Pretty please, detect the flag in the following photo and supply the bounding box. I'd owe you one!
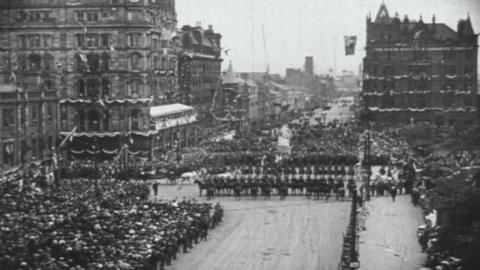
[59,126,77,149]
[344,36,357,55]
[10,70,16,84]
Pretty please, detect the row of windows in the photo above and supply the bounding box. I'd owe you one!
[365,95,472,108]
[364,80,474,91]
[2,105,55,129]
[2,136,55,166]
[17,34,53,49]
[368,50,475,61]
[17,54,54,72]
[73,109,148,132]
[367,65,474,76]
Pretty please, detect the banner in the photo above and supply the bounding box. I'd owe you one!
[344,36,357,56]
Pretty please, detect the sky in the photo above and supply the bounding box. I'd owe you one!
[176,0,480,76]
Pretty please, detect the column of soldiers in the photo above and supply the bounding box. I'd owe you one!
[198,164,358,200]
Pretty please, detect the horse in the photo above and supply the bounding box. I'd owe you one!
[178,170,201,185]
[194,180,207,196]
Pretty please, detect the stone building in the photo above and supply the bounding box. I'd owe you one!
[0,84,58,169]
[362,3,478,124]
[0,0,190,162]
[177,24,223,128]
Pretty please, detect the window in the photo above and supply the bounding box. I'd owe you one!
[86,54,100,72]
[129,54,142,70]
[101,53,110,71]
[131,109,140,130]
[103,110,110,130]
[28,54,42,71]
[102,78,110,97]
[20,106,26,126]
[28,35,41,48]
[43,35,53,47]
[100,34,110,48]
[76,79,85,97]
[152,55,160,69]
[44,54,54,71]
[3,143,14,166]
[127,10,143,21]
[2,109,15,128]
[128,79,141,97]
[442,50,455,61]
[31,105,38,124]
[76,34,84,47]
[444,65,456,75]
[85,34,98,48]
[78,109,85,131]
[86,79,100,98]
[127,33,142,47]
[88,110,101,131]
[86,11,99,22]
[18,35,27,48]
[47,105,53,120]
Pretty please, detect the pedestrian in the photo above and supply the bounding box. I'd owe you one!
[389,182,397,202]
[153,182,159,197]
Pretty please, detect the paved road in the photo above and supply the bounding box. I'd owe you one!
[359,195,426,270]
[151,184,351,270]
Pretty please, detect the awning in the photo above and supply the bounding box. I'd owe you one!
[150,103,195,118]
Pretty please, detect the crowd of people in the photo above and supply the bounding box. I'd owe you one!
[0,174,223,270]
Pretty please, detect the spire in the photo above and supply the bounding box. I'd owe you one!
[223,61,238,84]
[375,2,391,23]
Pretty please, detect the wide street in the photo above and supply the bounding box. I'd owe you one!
[152,184,351,270]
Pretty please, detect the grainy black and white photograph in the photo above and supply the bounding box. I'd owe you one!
[0,0,479,269]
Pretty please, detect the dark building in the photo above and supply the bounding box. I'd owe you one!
[305,56,314,76]
[0,0,186,162]
[177,24,223,127]
[362,4,478,124]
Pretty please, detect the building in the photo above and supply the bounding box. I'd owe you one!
[222,62,258,133]
[0,0,189,162]
[0,84,58,169]
[177,24,223,128]
[362,3,478,124]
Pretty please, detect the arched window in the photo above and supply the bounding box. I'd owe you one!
[127,78,141,98]
[101,77,111,97]
[28,54,42,71]
[78,109,85,131]
[88,109,101,131]
[129,53,142,70]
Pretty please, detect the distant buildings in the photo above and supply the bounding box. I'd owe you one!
[285,57,335,108]
[362,3,478,124]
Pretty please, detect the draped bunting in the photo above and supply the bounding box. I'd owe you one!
[364,73,472,81]
[70,149,119,155]
[368,107,477,112]
[60,131,158,138]
[362,90,472,96]
[60,98,153,104]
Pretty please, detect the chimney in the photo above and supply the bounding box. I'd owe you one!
[432,15,436,32]
[208,25,213,31]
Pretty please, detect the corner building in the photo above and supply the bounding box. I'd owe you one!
[362,4,478,124]
[0,0,181,161]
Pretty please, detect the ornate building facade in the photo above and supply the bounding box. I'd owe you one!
[0,0,183,161]
[362,4,478,124]
[177,24,223,128]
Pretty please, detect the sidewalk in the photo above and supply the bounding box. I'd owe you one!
[359,195,426,270]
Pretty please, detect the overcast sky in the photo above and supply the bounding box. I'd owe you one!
[176,0,480,76]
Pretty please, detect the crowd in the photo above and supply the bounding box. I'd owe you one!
[0,175,223,270]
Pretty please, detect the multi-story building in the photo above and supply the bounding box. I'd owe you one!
[0,0,189,162]
[362,3,478,124]
[177,24,222,128]
[0,84,58,169]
